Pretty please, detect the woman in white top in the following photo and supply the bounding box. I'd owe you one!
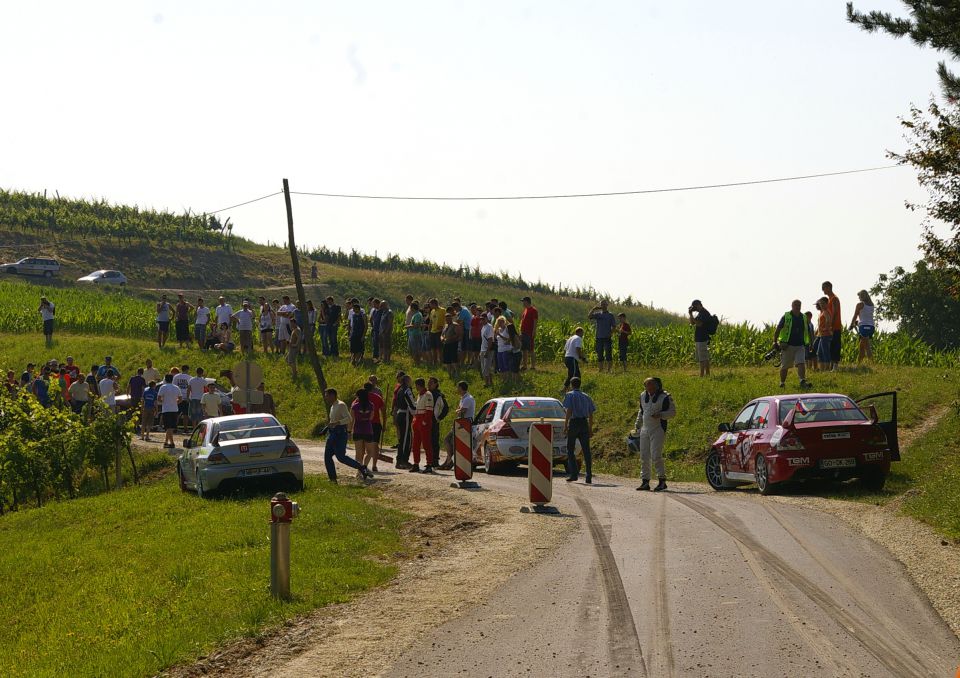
[849,289,876,364]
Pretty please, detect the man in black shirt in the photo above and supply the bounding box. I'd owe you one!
[689,299,712,377]
[325,295,341,357]
[773,300,812,389]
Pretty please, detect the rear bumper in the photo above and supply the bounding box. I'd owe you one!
[767,451,890,483]
[200,458,304,491]
[490,440,572,465]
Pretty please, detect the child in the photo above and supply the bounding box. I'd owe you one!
[141,381,158,441]
[617,313,631,372]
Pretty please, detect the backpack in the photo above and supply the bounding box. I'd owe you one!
[433,390,450,420]
[706,314,720,336]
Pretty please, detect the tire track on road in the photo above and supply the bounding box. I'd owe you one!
[669,494,932,678]
[653,495,676,678]
[572,491,648,677]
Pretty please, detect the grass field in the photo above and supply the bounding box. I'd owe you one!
[0,476,406,678]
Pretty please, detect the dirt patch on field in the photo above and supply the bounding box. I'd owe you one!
[160,474,574,678]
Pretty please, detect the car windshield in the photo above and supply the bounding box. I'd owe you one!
[505,400,565,420]
[778,397,867,424]
[215,416,284,441]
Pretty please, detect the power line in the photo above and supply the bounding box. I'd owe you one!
[290,164,902,201]
[202,191,282,215]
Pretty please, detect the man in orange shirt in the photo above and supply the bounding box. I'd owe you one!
[822,281,842,370]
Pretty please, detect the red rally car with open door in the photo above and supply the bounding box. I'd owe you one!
[705,392,899,495]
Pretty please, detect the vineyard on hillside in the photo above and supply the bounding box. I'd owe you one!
[2,280,957,368]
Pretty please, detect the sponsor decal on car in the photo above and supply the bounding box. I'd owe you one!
[787,457,811,466]
[863,451,884,462]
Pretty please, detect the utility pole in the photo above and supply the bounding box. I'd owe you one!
[282,179,327,391]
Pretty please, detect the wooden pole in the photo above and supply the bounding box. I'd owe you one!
[283,179,327,392]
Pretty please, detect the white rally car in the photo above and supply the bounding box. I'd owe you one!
[471,397,580,474]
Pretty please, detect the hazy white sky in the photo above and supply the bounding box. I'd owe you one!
[0,1,946,325]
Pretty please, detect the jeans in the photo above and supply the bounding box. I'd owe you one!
[371,330,380,359]
[563,357,580,390]
[319,325,331,355]
[324,425,364,481]
[595,337,613,363]
[195,324,206,346]
[831,330,842,363]
[817,335,833,364]
[328,325,340,356]
[566,418,591,479]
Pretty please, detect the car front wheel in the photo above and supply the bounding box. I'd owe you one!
[5,267,16,274]
[705,451,728,491]
[196,470,207,498]
[755,454,776,495]
[43,270,52,278]
[177,461,190,492]
[483,444,500,475]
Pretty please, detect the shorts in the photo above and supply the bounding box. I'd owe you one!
[470,337,482,353]
[238,329,253,350]
[42,319,54,335]
[372,422,383,442]
[194,324,207,345]
[858,325,875,338]
[142,408,155,429]
[460,333,470,352]
[157,320,170,333]
[353,432,373,442]
[286,347,298,365]
[189,399,202,423]
[442,342,459,364]
[162,411,178,430]
[595,337,613,362]
[429,332,442,350]
[277,324,291,342]
[521,334,534,351]
[695,341,710,363]
[780,344,806,369]
[408,334,422,354]
[175,320,190,341]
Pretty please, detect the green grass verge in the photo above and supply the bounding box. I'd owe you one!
[0,476,406,678]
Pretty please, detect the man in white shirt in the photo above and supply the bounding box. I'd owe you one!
[441,380,476,469]
[98,369,117,412]
[232,300,255,353]
[157,374,182,448]
[479,314,495,386]
[563,327,586,391]
[39,296,55,347]
[214,297,233,328]
[194,297,211,349]
[276,295,296,353]
[172,365,191,429]
[187,367,209,425]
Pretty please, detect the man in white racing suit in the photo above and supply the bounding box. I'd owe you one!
[634,377,676,492]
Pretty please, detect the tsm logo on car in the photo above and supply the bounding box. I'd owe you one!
[787,457,811,467]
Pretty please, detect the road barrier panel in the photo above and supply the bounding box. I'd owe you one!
[522,421,559,514]
[450,417,479,489]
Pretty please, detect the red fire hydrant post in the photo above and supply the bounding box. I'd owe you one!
[524,422,558,514]
[270,492,300,600]
[450,417,479,489]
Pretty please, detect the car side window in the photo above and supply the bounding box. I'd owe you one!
[189,424,206,448]
[732,405,756,432]
[483,403,497,424]
[750,402,771,429]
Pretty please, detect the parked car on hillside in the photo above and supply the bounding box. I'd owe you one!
[3,257,60,277]
[77,269,127,286]
[704,392,898,495]
[176,413,303,497]
[471,396,579,474]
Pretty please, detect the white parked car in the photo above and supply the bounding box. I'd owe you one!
[471,397,580,474]
[77,269,127,286]
[176,414,303,497]
[3,257,60,277]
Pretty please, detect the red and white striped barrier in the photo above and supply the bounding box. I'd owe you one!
[528,422,553,506]
[454,417,473,483]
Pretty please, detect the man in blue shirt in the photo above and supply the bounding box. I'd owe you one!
[588,300,617,373]
[562,377,596,484]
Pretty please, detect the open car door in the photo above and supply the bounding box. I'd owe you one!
[857,392,900,461]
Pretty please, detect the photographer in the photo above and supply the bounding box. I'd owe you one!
[38,296,55,347]
[587,300,616,372]
[688,300,712,377]
[772,300,812,390]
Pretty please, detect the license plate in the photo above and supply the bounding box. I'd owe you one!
[822,432,850,440]
[243,467,272,476]
[821,458,856,469]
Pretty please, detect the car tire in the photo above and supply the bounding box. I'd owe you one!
[6,267,16,274]
[43,270,52,278]
[483,445,500,475]
[196,470,208,498]
[705,451,730,491]
[755,454,777,495]
[177,461,190,492]
[860,468,887,492]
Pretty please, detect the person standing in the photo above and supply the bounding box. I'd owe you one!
[370,298,383,362]
[563,327,586,391]
[322,388,373,483]
[157,374,181,448]
[200,383,222,419]
[378,300,394,363]
[405,301,424,366]
[38,296,55,347]
[63,356,80,382]
[804,310,818,370]
[494,314,512,376]
[32,366,52,408]
[349,300,367,366]
[326,296,342,357]
[617,313,631,372]
[478,313,495,387]
[143,358,161,386]
[128,368,147,427]
[232,300,255,354]
[455,302,472,366]
[588,300,616,372]
[310,261,318,281]
[428,299,443,366]
[214,296,234,334]
[822,281,842,370]
[68,373,90,416]
[773,300,812,389]
[287,318,302,380]
[174,293,192,348]
[141,381,157,438]
[97,356,120,380]
[317,299,330,356]
[634,377,676,492]
[410,378,436,474]
[156,294,171,349]
[519,296,539,371]
[441,313,462,378]
[428,376,448,466]
[99,369,118,413]
[195,297,211,349]
[440,380,475,469]
[815,296,834,371]
[350,388,376,473]
[850,290,876,365]
[259,296,275,353]
[188,367,208,426]
[172,365,191,429]
[393,372,414,469]
[688,299,713,377]
[562,377,595,484]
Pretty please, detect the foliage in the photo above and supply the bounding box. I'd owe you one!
[847,1,960,99]
[0,476,406,677]
[872,260,960,349]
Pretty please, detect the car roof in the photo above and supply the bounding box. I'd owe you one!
[488,396,562,404]
[771,393,849,400]
[207,413,279,424]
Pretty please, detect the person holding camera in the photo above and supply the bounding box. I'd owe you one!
[772,300,812,389]
[588,300,616,372]
[38,296,55,347]
[688,300,713,377]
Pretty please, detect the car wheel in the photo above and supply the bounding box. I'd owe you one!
[196,470,207,498]
[483,444,500,475]
[705,451,728,491]
[177,461,190,492]
[755,454,776,495]
[6,267,16,274]
[860,468,887,492]
[43,270,52,278]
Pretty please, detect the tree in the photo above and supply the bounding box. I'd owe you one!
[872,260,960,349]
[847,1,960,100]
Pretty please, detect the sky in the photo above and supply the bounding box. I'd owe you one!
[0,1,949,326]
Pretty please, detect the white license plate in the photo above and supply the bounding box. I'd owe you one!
[243,467,272,476]
[822,432,851,440]
[821,458,856,469]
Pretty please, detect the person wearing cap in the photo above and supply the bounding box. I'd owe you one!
[174,293,193,348]
[519,296,539,371]
[634,377,676,492]
[97,356,120,380]
[688,299,712,377]
[232,300,255,353]
[38,296,55,347]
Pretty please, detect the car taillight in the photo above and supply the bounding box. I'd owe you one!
[282,443,300,457]
[866,429,888,446]
[775,433,805,451]
[207,452,229,464]
[496,424,519,439]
